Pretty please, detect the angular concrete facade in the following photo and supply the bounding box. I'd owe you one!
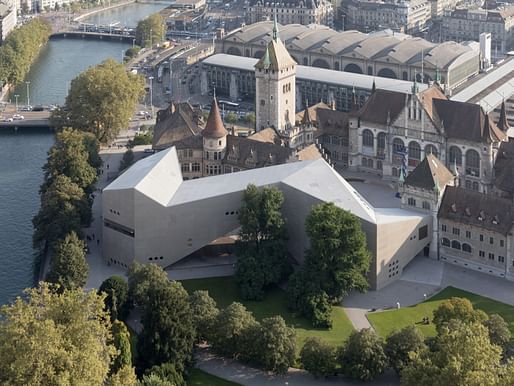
[102,147,431,289]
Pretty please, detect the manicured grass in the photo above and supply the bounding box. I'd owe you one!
[180,276,354,349]
[187,368,241,386]
[368,286,514,338]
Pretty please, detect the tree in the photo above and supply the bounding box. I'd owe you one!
[46,231,89,290]
[339,328,387,381]
[111,321,132,374]
[54,59,145,144]
[125,46,141,59]
[99,275,129,321]
[0,283,115,385]
[401,321,502,386]
[135,13,165,48]
[83,131,103,171]
[137,374,174,386]
[484,314,511,350]
[300,337,337,378]
[189,290,219,342]
[236,184,290,300]
[137,280,195,373]
[433,297,488,333]
[43,128,97,193]
[119,149,135,171]
[225,111,238,124]
[106,366,137,386]
[127,262,169,307]
[245,113,256,127]
[127,132,153,148]
[145,363,185,386]
[288,202,371,326]
[211,302,259,358]
[384,325,426,374]
[254,316,296,374]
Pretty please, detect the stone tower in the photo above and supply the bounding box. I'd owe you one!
[254,17,297,132]
[202,98,228,176]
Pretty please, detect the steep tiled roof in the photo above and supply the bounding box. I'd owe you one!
[225,135,295,168]
[315,108,350,137]
[494,140,514,195]
[202,99,228,139]
[248,127,282,145]
[438,186,514,235]
[153,102,202,150]
[497,100,510,132]
[404,154,454,190]
[172,134,203,150]
[358,89,406,125]
[418,85,447,121]
[295,102,331,124]
[432,99,506,143]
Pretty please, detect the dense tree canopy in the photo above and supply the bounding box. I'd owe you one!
[0,18,51,85]
[189,290,219,342]
[254,316,296,374]
[384,325,426,374]
[236,184,290,300]
[99,275,130,321]
[433,297,487,333]
[0,283,116,385]
[288,202,371,326]
[401,320,502,386]
[300,337,337,378]
[32,174,90,249]
[135,13,165,48]
[128,262,169,307]
[54,59,145,143]
[43,128,97,193]
[339,328,387,381]
[111,321,132,374]
[485,314,511,350]
[46,231,89,291]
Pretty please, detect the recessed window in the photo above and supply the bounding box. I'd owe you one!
[442,224,447,232]
[500,240,505,247]
[479,250,485,258]
[466,231,471,238]
[489,253,495,260]
[499,256,505,263]
[480,234,484,242]
[452,227,460,236]
[490,237,494,245]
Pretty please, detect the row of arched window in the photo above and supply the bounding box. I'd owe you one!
[441,237,472,253]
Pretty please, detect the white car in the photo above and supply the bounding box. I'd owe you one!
[3,117,13,122]
[12,114,24,120]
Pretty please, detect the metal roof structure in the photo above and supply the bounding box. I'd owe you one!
[451,57,514,113]
[204,54,428,94]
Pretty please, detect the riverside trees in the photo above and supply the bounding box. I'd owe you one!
[135,13,165,48]
[52,59,145,144]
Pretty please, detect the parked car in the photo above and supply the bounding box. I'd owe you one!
[12,114,24,120]
[19,105,32,111]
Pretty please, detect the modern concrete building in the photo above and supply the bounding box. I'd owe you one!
[246,0,334,27]
[102,146,431,290]
[342,0,431,34]
[442,5,514,53]
[218,21,480,91]
[0,3,16,43]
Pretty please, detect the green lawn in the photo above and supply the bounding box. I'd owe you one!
[187,369,241,386]
[180,277,354,349]
[368,286,514,338]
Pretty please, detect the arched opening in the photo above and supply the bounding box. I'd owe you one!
[334,61,340,71]
[254,50,265,59]
[227,47,242,56]
[312,58,330,69]
[462,243,472,253]
[362,129,374,148]
[441,237,450,247]
[408,141,421,167]
[449,146,462,165]
[392,138,405,165]
[451,240,461,250]
[425,144,438,158]
[377,132,386,158]
[402,71,408,80]
[465,149,480,177]
[377,68,397,79]
[344,63,363,74]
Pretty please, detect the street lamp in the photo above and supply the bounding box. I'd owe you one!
[132,38,136,48]
[25,81,30,107]
[148,76,154,118]
[14,94,19,112]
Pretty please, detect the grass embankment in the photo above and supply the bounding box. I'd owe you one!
[187,369,241,386]
[368,286,514,338]
[181,276,354,350]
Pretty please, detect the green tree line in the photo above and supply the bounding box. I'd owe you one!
[0,18,52,86]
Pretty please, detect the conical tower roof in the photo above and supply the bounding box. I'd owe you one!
[497,100,510,132]
[202,98,228,139]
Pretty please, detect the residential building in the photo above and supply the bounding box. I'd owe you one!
[0,3,16,43]
[218,21,480,91]
[429,0,461,20]
[442,6,514,53]
[342,0,431,34]
[246,0,334,27]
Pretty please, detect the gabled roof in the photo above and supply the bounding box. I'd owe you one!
[202,99,228,138]
[153,102,202,150]
[358,89,406,125]
[224,135,294,168]
[417,85,447,121]
[432,99,506,143]
[438,186,514,235]
[404,154,454,190]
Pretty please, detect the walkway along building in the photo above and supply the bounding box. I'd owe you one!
[102,146,431,290]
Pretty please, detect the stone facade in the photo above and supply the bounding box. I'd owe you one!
[246,0,334,27]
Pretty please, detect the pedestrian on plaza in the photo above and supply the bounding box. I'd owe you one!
[92,233,95,240]
[97,239,100,246]
[107,164,110,170]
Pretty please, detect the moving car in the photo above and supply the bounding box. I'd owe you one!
[12,114,24,120]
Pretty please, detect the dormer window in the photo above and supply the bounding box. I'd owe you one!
[478,210,486,221]
[465,208,471,216]
[451,204,457,213]
[492,215,500,225]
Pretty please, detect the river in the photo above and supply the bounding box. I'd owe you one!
[0,1,170,306]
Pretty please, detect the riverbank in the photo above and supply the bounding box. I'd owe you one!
[73,0,136,22]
